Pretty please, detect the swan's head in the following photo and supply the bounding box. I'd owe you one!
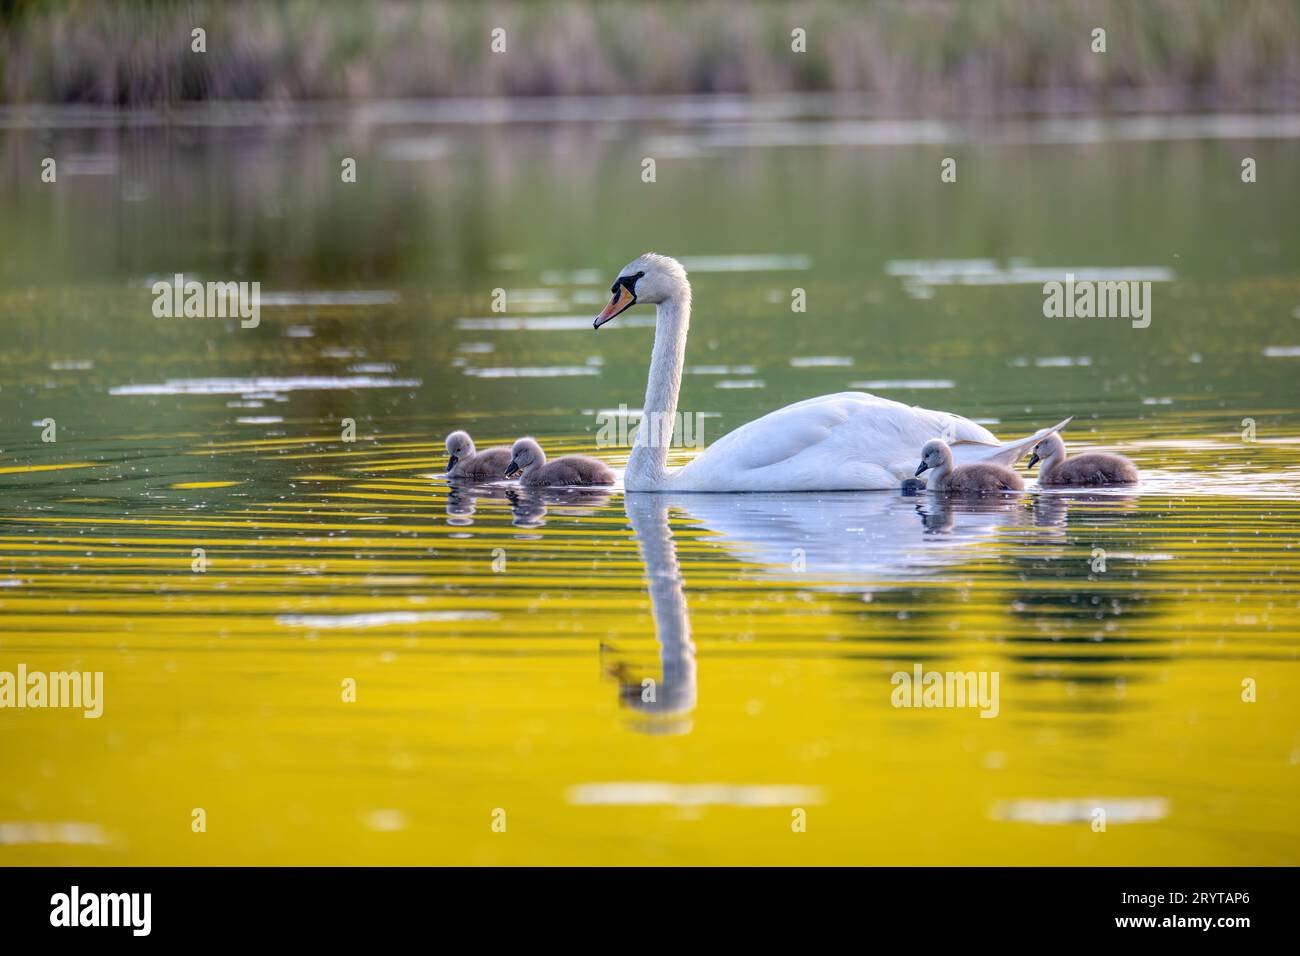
[593,253,688,329]
[445,430,474,472]
[915,439,952,476]
[1027,432,1066,470]
[505,437,544,478]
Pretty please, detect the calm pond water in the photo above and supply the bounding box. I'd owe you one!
[1,101,1298,864]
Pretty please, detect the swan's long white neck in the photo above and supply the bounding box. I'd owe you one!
[625,284,691,491]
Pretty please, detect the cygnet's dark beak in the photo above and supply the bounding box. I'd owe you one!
[505,459,521,478]
[915,461,930,476]
[1027,453,1040,469]
[446,455,459,472]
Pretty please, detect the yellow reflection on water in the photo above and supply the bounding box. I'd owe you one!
[1,426,1298,865]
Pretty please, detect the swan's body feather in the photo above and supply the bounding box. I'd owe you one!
[599,253,1073,493]
[659,392,1066,492]
[449,447,511,481]
[933,461,1025,494]
[521,456,615,487]
[1040,451,1138,486]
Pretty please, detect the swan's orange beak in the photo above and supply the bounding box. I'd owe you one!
[594,284,635,329]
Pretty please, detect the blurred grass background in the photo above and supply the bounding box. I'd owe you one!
[1,0,1297,109]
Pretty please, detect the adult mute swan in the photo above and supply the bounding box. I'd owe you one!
[593,253,1072,492]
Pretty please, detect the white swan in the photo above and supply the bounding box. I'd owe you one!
[593,253,1072,492]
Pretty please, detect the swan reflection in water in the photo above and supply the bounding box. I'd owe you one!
[660,491,1031,585]
[445,481,612,528]
[441,479,1140,732]
[615,494,700,734]
[1028,489,1140,534]
[611,490,1032,733]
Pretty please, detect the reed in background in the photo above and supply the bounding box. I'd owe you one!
[2,0,1298,109]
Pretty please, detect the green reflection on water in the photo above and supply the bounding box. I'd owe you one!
[0,106,1298,864]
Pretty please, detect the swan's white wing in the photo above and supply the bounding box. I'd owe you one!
[661,491,1019,583]
[949,416,1074,468]
[704,392,856,470]
[672,392,999,491]
[698,391,997,468]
